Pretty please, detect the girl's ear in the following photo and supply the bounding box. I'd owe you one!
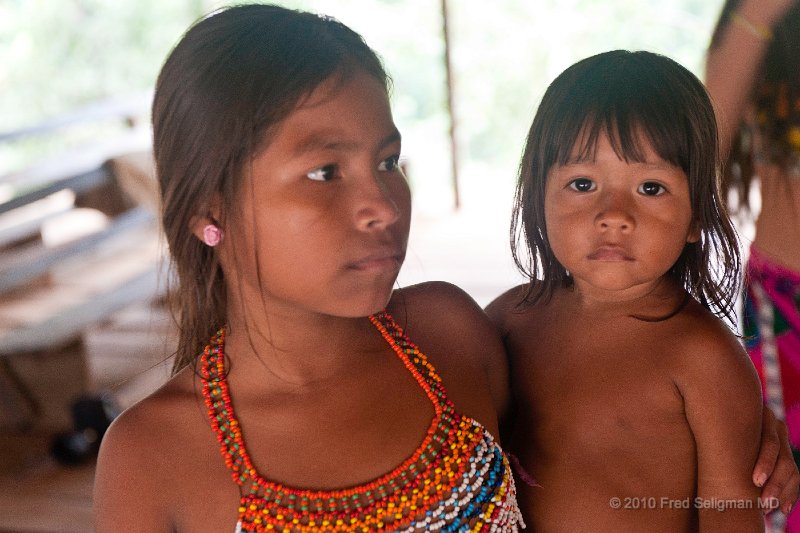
[686,220,701,243]
[189,195,224,244]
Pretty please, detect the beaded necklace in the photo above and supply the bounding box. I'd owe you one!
[201,311,525,532]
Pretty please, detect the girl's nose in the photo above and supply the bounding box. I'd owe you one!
[355,174,402,231]
[595,193,635,232]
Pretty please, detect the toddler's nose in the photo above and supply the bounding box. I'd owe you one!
[595,194,634,232]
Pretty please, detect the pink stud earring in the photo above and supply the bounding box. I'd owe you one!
[202,224,223,247]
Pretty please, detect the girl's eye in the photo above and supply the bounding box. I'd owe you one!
[638,181,665,196]
[568,177,595,192]
[306,164,336,182]
[378,154,401,173]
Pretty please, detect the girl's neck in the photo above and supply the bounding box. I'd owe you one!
[223,307,384,388]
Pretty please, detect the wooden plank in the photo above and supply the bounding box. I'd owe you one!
[0,205,70,250]
[0,234,162,330]
[0,285,90,330]
[0,130,150,190]
[0,460,93,533]
[0,92,150,143]
[0,206,154,295]
[0,167,108,216]
[0,265,164,355]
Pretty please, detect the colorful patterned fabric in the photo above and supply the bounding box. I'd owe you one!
[200,311,525,532]
[742,246,800,532]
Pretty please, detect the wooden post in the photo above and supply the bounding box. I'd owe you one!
[441,0,461,210]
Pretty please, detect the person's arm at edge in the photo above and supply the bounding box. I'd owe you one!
[705,0,800,511]
[705,0,796,158]
[754,405,800,515]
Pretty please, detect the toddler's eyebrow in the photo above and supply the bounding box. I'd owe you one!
[561,158,675,170]
[293,128,401,156]
[635,161,676,171]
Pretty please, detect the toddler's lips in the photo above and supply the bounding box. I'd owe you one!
[588,247,634,261]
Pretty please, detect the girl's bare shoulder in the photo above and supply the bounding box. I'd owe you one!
[386,282,510,425]
[102,366,207,449]
[95,367,212,486]
[386,281,508,357]
[94,367,214,529]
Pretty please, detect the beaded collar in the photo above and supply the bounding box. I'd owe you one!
[201,311,525,532]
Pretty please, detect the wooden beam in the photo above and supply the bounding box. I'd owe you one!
[0,264,164,356]
[0,206,154,295]
[441,0,461,209]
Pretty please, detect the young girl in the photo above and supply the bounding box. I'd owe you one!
[706,1,800,530]
[93,5,523,531]
[488,50,766,531]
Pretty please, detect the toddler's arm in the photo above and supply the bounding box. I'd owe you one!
[677,319,764,532]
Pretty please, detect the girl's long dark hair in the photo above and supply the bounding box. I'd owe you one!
[511,50,740,322]
[153,4,388,373]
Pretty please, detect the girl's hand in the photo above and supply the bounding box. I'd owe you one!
[753,405,800,515]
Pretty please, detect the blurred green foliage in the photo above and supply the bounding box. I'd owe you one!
[0,0,724,208]
[0,0,208,126]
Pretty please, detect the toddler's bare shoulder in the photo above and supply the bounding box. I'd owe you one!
[664,301,755,382]
[484,284,536,332]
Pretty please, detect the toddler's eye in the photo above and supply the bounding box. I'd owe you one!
[568,177,595,192]
[638,182,665,196]
[306,164,336,181]
[378,155,401,172]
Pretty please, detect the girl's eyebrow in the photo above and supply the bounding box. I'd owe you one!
[292,128,401,156]
[379,129,402,150]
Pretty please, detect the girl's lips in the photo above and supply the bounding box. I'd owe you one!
[348,250,404,270]
[588,246,634,261]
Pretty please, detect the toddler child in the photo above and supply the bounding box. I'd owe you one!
[489,49,765,532]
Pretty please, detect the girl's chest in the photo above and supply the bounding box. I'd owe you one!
[168,448,242,532]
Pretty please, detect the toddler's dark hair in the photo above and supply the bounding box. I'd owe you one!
[511,50,740,321]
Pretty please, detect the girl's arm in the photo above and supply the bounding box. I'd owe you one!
[754,406,800,515]
[705,0,796,157]
[677,319,764,531]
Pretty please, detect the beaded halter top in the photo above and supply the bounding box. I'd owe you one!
[201,311,525,532]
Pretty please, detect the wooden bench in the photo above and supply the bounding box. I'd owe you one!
[0,96,168,431]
